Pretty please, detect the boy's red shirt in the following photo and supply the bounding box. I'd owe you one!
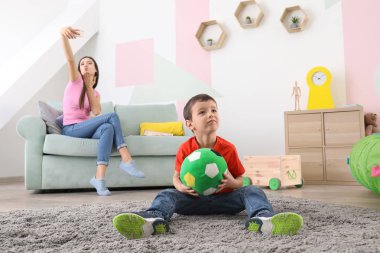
[175,136,246,194]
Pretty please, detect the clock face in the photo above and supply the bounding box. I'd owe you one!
[312,71,327,86]
[306,66,332,88]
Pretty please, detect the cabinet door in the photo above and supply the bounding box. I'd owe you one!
[324,111,362,146]
[288,148,324,181]
[287,114,322,147]
[325,147,355,181]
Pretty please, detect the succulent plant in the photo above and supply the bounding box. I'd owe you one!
[290,15,300,24]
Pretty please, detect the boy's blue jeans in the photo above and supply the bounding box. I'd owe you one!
[146,186,274,221]
[62,112,127,166]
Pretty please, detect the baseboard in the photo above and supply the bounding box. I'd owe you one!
[0,176,24,184]
[304,180,359,186]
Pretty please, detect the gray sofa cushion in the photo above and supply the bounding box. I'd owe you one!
[115,104,179,136]
[43,134,189,157]
[38,101,63,134]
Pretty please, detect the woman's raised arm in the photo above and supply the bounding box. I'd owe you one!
[60,27,81,82]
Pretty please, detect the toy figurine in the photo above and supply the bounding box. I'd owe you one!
[292,81,301,111]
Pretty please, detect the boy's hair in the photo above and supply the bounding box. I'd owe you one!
[183,94,217,120]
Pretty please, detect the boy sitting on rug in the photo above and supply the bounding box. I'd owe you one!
[113,94,303,239]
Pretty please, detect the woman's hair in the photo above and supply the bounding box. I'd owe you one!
[77,56,99,109]
[183,94,217,121]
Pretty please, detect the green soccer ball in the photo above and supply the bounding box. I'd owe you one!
[180,148,228,196]
[349,134,380,195]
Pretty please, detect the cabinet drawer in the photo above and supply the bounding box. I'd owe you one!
[287,148,323,181]
[324,111,362,146]
[325,147,354,181]
[287,114,322,147]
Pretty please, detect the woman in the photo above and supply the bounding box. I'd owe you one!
[60,27,144,196]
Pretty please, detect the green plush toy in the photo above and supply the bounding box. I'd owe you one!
[180,148,227,196]
[349,134,380,195]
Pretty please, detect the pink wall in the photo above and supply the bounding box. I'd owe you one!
[115,39,154,87]
[175,0,211,121]
[342,0,380,115]
[176,0,211,85]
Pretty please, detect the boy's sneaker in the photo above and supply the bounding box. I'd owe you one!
[113,212,169,239]
[245,212,303,236]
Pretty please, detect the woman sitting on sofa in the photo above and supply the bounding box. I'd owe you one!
[60,26,144,196]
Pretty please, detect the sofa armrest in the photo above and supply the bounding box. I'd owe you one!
[17,115,46,140]
[16,115,46,190]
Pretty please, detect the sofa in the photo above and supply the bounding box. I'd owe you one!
[17,102,192,190]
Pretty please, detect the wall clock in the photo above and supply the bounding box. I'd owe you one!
[306,66,335,110]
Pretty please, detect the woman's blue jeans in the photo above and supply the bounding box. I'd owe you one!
[62,112,127,166]
[146,186,274,221]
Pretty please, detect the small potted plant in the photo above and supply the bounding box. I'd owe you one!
[290,15,300,29]
[206,38,213,46]
[245,16,252,24]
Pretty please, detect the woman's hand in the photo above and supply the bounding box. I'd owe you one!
[60,27,81,40]
[83,72,95,89]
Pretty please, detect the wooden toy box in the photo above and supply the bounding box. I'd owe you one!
[243,155,303,190]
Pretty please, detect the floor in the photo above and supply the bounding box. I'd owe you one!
[0,181,379,213]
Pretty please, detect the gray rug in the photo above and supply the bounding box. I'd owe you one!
[1,195,379,253]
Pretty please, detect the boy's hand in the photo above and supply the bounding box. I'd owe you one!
[173,171,199,196]
[216,170,241,193]
[177,183,199,197]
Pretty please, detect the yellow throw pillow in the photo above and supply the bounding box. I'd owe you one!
[140,122,184,136]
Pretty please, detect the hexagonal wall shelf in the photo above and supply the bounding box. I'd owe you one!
[195,20,227,51]
[280,5,308,33]
[235,0,264,29]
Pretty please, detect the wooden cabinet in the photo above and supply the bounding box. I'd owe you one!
[287,148,323,181]
[284,106,364,184]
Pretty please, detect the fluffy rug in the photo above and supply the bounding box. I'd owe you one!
[1,195,379,253]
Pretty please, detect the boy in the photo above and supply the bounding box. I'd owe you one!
[113,94,303,239]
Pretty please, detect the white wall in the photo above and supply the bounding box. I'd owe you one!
[0,0,68,68]
[94,0,345,158]
[0,0,346,178]
[211,0,345,157]
[92,0,176,104]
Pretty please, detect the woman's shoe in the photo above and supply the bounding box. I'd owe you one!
[119,161,145,178]
[90,176,112,196]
